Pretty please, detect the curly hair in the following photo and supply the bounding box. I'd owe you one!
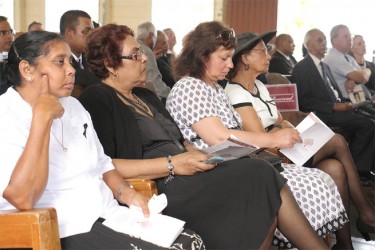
[173,21,236,81]
[85,23,134,80]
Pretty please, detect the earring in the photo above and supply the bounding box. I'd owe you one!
[111,72,119,78]
[26,76,32,81]
[244,64,249,71]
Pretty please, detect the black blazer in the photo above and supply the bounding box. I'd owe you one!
[291,54,344,122]
[269,51,297,75]
[72,55,101,87]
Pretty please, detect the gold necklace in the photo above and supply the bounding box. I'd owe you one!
[51,119,67,152]
[132,94,150,114]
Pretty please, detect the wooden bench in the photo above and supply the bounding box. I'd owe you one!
[0,179,157,249]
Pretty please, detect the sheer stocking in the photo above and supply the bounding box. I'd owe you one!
[276,186,329,250]
[259,218,277,250]
[314,158,353,249]
[314,134,375,226]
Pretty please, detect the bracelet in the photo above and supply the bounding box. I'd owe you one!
[116,182,134,204]
[164,155,175,185]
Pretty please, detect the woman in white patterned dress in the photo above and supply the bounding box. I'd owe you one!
[224,31,375,249]
[166,22,348,249]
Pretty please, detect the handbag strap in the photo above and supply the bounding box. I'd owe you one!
[112,87,186,152]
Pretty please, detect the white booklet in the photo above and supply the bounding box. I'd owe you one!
[199,134,260,162]
[279,112,334,166]
[102,194,185,248]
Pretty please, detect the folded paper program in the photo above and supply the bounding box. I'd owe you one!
[102,194,185,248]
[279,112,335,166]
[199,134,260,161]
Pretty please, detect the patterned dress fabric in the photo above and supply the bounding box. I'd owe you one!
[166,77,348,249]
[275,164,348,248]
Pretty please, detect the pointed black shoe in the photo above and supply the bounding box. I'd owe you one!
[356,218,375,241]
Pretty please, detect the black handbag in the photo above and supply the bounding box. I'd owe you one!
[248,150,284,172]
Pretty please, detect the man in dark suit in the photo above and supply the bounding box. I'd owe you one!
[154,30,175,89]
[60,10,101,97]
[291,28,375,179]
[269,34,297,75]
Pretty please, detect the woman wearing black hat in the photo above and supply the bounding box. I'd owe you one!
[166,21,332,249]
[224,31,375,249]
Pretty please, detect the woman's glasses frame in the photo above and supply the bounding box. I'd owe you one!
[120,49,145,61]
[251,48,269,55]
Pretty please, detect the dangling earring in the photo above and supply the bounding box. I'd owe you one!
[244,64,249,71]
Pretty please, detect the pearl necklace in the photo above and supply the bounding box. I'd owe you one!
[51,119,67,152]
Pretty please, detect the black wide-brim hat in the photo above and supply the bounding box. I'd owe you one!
[234,31,277,58]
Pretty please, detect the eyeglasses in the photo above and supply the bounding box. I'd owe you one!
[0,29,14,36]
[120,49,144,61]
[252,48,268,55]
[216,29,235,42]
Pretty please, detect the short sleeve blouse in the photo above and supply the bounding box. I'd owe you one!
[166,76,242,149]
[225,80,278,129]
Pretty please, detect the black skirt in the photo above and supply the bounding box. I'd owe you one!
[158,158,286,249]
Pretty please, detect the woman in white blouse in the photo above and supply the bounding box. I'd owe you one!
[224,31,375,248]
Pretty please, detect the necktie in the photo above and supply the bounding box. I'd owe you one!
[78,58,84,69]
[320,62,338,102]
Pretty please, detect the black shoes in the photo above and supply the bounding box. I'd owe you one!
[356,218,375,241]
[359,171,375,186]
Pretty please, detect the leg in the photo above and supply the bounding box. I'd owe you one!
[314,134,375,226]
[313,157,353,249]
[259,218,277,250]
[277,186,329,250]
[328,112,375,174]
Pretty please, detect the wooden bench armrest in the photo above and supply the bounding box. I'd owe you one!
[0,207,61,250]
[125,178,158,198]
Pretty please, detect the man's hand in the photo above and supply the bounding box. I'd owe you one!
[333,102,353,111]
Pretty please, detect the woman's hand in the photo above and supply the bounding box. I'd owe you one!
[32,75,64,120]
[273,128,302,148]
[122,187,151,218]
[172,151,216,175]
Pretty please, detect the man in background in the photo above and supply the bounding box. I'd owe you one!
[269,33,297,75]
[324,25,373,108]
[137,21,170,103]
[292,28,375,181]
[0,16,14,56]
[154,30,175,89]
[0,16,14,95]
[60,10,101,97]
[28,21,44,31]
[163,28,177,60]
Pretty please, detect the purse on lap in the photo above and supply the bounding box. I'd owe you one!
[248,150,284,172]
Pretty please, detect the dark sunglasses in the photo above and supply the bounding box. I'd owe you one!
[216,29,235,42]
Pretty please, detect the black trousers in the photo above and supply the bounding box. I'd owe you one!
[327,111,375,173]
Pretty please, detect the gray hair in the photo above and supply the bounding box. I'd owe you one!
[330,24,348,44]
[303,28,321,49]
[137,21,155,40]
